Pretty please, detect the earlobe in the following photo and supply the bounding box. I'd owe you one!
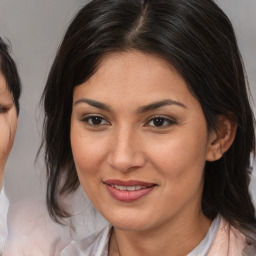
[206,115,237,162]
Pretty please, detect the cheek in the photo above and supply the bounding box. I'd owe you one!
[70,127,110,206]
[70,124,107,182]
[147,126,208,182]
[0,125,10,167]
[0,114,17,172]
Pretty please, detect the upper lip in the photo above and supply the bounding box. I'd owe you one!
[103,179,156,187]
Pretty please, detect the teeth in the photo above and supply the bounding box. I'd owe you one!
[127,186,136,191]
[110,185,147,191]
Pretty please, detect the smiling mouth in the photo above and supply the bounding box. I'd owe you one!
[103,180,157,202]
[109,184,148,191]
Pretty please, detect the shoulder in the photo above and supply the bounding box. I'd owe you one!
[208,217,251,256]
[3,198,72,256]
[60,224,112,256]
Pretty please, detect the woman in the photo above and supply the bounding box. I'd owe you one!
[41,0,256,255]
[0,37,21,255]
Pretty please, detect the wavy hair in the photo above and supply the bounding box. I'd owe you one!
[41,0,256,247]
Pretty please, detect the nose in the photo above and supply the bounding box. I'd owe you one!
[107,126,146,172]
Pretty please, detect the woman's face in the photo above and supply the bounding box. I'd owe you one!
[0,73,18,188]
[71,51,215,232]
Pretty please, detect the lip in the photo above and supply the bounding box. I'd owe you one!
[103,179,156,202]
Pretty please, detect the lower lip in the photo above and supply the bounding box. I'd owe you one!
[105,184,155,202]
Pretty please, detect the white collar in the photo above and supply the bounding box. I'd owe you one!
[60,225,111,256]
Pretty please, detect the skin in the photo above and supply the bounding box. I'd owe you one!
[70,51,233,256]
[0,73,17,189]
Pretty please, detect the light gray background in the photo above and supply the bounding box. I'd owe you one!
[0,0,255,205]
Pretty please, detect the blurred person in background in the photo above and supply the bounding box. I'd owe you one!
[0,36,21,255]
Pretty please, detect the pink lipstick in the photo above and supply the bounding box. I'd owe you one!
[103,179,156,202]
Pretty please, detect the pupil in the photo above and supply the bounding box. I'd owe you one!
[153,118,164,126]
[92,117,102,125]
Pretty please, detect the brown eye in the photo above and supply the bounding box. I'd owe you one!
[90,116,103,125]
[152,117,165,126]
[146,116,176,128]
[82,115,109,126]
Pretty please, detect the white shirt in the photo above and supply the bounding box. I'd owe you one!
[0,188,9,256]
[3,198,72,256]
[3,187,106,256]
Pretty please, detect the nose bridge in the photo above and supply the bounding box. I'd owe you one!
[107,123,145,172]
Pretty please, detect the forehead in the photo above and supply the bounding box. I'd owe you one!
[0,72,12,99]
[74,51,189,99]
[72,51,203,115]
[0,72,7,91]
[96,51,176,79]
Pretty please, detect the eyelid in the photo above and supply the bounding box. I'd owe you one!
[0,101,14,111]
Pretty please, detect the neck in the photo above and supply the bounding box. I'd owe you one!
[109,211,211,256]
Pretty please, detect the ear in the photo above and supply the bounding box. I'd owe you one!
[206,115,237,162]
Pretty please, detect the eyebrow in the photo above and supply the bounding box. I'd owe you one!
[74,98,112,112]
[137,99,187,113]
[74,98,186,112]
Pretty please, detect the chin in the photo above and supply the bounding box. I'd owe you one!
[113,221,149,231]
[103,210,153,231]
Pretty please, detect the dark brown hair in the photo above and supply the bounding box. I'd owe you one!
[41,0,256,246]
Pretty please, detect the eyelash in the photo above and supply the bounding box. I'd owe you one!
[81,114,176,128]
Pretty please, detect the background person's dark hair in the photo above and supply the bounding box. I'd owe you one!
[41,0,256,246]
[0,37,21,114]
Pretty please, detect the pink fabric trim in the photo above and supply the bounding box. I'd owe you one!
[208,218,247,256]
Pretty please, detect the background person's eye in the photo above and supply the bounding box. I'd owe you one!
[82,115,109,126]
[0,105,8,113]
[146,116,176,128]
